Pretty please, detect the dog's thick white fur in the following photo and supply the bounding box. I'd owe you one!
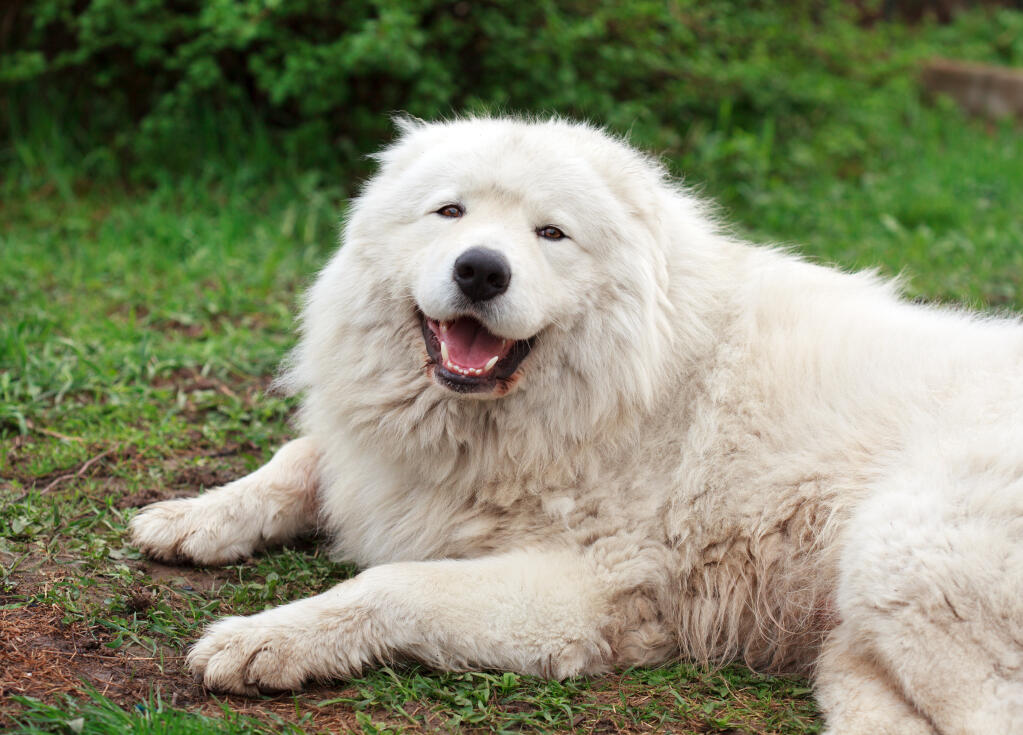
[130,117,1023,734]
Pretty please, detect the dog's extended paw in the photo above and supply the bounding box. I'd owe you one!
[129,497,257,566]
[188,615,315,695]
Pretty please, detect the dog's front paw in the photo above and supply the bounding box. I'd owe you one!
[188,615,316,695]
[129,497,257,565]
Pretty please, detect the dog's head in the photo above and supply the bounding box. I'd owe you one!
[286,117,720,456]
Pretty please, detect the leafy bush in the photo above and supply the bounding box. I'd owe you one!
[1,1,1019,192]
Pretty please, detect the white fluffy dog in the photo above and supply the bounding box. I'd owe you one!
[130,117,1023,734]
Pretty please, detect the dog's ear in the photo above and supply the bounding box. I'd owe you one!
[391,112,426,138]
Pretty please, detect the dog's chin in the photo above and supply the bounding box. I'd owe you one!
[418,311,535,396]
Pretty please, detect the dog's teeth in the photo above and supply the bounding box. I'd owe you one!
[440,354,491,378]
[484,356,499,372]
[440,322,448,335]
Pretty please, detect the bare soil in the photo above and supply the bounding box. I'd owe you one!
[0,600,392,732]
[0,603,202,708]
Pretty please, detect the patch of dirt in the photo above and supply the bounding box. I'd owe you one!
[0,604,202,708]
[157,438,265,493]
[0,557,373,732]
[0,604,401,733]
[171,460,246,492]
[132,560,237,596]
[115,486,186,509]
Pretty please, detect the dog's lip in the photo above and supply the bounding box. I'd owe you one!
[417,311,534,393]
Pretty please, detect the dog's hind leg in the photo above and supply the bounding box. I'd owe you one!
[816,623,937,735]
[186,548,624,695]
[825,471,1023,735]
[130,437,320,565]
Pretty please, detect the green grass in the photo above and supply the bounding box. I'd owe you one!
[7,688,313,734]
[3,10,1023,733]
[3,666,820,735]
[722,109,1023,309]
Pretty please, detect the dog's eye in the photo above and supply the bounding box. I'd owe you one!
[436,204,464,218]
[537,225,566,241]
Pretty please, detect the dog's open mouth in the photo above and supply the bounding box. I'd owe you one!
[419,313,533,394]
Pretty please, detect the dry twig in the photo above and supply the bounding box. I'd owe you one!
[40,446,120,494]
[24,419,88,444]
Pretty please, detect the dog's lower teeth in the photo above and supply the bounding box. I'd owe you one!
[443,360,499,377]
[443,360,490,378]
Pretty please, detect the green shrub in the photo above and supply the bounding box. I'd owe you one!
[0,1,1019,193]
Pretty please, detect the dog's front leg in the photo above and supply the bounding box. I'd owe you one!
[188,548,614,694]
[130,437,320,565]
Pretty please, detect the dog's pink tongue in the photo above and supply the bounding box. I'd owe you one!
[445,317,511,369]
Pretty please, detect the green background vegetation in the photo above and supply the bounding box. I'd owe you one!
[2,1,1022,732]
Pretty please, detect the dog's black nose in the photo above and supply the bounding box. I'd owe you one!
[453,247,511,302]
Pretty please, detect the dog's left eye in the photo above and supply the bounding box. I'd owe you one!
[537,225,566,241]
[436,204,464,218]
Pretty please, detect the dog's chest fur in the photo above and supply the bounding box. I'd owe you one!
[312,343,863,671]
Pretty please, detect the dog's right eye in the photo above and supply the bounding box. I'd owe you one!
[436,204,464,218]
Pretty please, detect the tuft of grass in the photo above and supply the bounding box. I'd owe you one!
[7,688,312,735]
